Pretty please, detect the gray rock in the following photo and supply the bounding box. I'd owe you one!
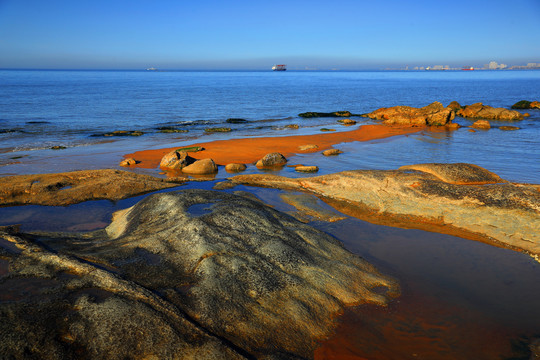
[0,190,398,359]
[255,152,287,168]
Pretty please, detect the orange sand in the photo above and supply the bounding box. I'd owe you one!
[126,124,425,169]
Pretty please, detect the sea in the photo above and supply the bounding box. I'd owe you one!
[1,69,539,359]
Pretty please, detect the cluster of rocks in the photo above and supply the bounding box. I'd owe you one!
[0,190,398,359]
[159,150,218,175]
[231,163,540,257]
[365,101,456,127]
[511,100,540,109]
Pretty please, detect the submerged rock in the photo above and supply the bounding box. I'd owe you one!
[298,111,353,118]
[457,103,524,120]
[0,169,180,206]
[231,163,540,256]
[470,120,491,129]
[0,190,398,359]
[367,102,455,126]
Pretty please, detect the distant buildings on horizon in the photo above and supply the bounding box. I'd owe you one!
[406,61,540,71]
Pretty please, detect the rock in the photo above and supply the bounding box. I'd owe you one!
[255,152,287,168]
[299,111,352,118]
[468,129,476,132]
[285,124,299,129]
[320,128,336,131]
[50,145,67,150]
[531,101,540,109]
[511,100,535,109]
[295,165,319,173]
[205,127,232,132]
[119,158,137,166]
[0,190,398,359]
[92,130,144,137]
[499,126,520,131]
[470,120,491,129]
[338,119,357,125]
[181,158,218,175]
[231,164,540,256]
[298,144,319,151]
[398,163,505,184]
[367,101,455,126]
[226,118,249,124]
[159,150,196,169]
[0,169,180,206]
[225,163,247,172]
[447,101,462,111]
[457,103,524,120]
[446,122,460,129]
[323,149,343,156]
[279,193,346,222]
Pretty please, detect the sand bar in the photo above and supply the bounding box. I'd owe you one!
[126,124,425,168]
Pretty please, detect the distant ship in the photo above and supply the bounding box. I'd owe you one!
[462,66,475,71]
[272,64,287,71]
[146,67,157,71]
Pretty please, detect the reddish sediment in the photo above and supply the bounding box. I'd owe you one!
[125,125,425,169]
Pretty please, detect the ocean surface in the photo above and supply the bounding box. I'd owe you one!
[0,69,539,182]
[1,70,539,359]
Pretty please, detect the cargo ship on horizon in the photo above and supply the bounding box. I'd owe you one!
[272,64,287,71]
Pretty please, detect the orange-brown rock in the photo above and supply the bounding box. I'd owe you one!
[295,165,319,173]
[255,152,287,168]
[367,102,455,126]
[457,103,524,120]
[119,158,137,167]
[181,158,218,175]
[225,163,247,172]
[231,163,540,256]
[447,101,462,111]
[323,149,343,156]
[499,126,520,131]
[470,120,491,129]
[531,101,540,109]
[0,169,180,206]
[159,150,196,169]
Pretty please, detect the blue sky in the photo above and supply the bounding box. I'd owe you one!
[1,0,539,70]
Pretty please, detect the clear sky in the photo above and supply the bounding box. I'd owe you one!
[1,0,539,70]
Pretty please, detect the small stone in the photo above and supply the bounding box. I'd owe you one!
[285,124,299,129]
[225,163,247,172]
[205,127,232,133]
[295,166,319,173]
[298,144,319,151]
[120,158,137,167]
[338,119,357,125]
[182,158,218,175]
[256,152,287,168]
[470,120,491,129]
[499,126,520,131]
[320,128,336,132]
[50,146,67,150]
[322,149,343,156]
[468,129,476,132]
[446,123,460,130]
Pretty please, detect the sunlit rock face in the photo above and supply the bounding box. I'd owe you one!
[0,190,398,359]
[232,163,540,257]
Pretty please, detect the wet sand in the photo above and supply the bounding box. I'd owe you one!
[125,124,425,168]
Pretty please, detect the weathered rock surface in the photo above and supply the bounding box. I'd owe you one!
[366,102,455,126]
[181,158,218,175]
[470,120,491,129]
[0,190,398,359]
[322,149,343,156]
[295,165,319,173]
[119,157,137,166]
[159,150,196,169]
[231,164,540,256]
[298,144,319,151]
[298,111,353,118]
[255,152,287,168]
[511,100,540,109]
[447,101,462,111]
[0,169,181,206]
[225,163,247,172]
[457,103,524,120]
[338,119,357,125]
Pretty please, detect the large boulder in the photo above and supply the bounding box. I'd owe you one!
[255,152,287,168]
[0,169,180,206]
[0,190,398,359]
[366,102,455,126]
[457,103,524,120]
[181,158,218,175]
[159,150,196,169]
[231,164,540,256]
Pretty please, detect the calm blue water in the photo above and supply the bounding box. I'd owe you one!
[1,70,539,182]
